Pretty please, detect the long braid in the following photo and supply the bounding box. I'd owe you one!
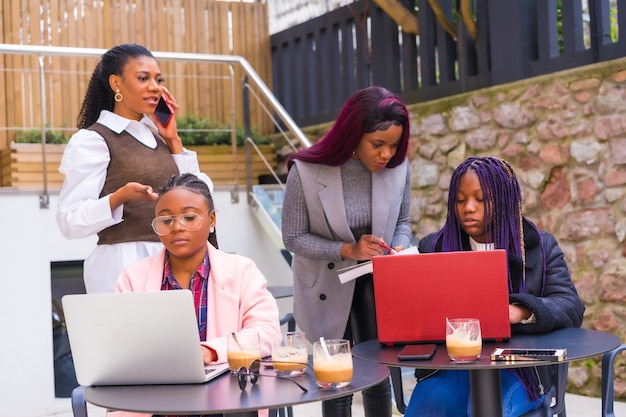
[498,158,526,291]
[437,159,470,252]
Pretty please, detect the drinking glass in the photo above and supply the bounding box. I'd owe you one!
[312,339,353,388]
[445,318,482,361]
[227,331,262,374]
[272,331,308,376]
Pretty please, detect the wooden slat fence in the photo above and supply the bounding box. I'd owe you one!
[1,142,277,187]
[271,0,626,128]
[0,0,273,149]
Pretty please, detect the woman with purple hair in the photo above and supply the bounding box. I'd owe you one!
[281,86,413,417]
[405,156,584,417]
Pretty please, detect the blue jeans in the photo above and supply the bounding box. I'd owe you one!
[404,370,545,417]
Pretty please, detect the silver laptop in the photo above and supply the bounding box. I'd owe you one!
[62,290,230,386]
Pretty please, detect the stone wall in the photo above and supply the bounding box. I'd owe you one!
[299,57,626,398]
[407,58,626,398]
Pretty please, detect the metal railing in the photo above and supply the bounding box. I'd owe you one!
[0,44,311,206]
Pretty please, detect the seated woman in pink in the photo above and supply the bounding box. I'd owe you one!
[112,172,282,417]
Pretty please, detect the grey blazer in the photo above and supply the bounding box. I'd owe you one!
[290,158,409,342]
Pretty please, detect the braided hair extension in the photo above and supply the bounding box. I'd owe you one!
[77,44,155,129]
[435,156,527,292]
[158,173,219,249]
[436,157,547,401]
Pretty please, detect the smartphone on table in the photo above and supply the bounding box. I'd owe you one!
[397,344,436,361]
[491,348,567,362]
[155,96,174,127]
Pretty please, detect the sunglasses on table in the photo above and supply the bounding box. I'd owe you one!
[236,359,310,393]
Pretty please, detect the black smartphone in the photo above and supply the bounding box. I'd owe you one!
[397,344,436,361]
[155,96,174,127]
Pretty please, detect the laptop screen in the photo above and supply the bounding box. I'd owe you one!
[63,291,227,385]
[372,250,511,345]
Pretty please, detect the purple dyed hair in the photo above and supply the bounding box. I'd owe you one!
[432,156,542,294]
[434,156,548,401]
[435,157,523,254]
[288,86,410,168]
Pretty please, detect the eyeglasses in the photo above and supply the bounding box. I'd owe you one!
[236,359,309,393]
[151,210,211,236]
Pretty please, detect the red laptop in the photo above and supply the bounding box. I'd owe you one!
[372,250,511,345]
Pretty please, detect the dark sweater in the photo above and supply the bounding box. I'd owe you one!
[90,123,179,245]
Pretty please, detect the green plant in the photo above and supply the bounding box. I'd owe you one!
[176,114,268,146]
[14,128,67,144]
[12,115,270,147]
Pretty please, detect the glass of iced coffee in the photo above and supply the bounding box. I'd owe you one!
[227,331,262,374]
[272,331,308,376]
[313,338,353,388]
[445,318,482,361]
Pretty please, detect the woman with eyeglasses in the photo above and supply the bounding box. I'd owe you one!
[110,173,281,417]
[56,43,213,294]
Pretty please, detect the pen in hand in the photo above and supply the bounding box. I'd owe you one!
[379,241,398,255]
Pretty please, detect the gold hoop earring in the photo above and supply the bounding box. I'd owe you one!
[114,90,123,102]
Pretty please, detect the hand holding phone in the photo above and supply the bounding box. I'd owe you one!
[397,344,436,361]
[155,96,174,127]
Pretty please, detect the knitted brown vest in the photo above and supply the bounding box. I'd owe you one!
[90,123,179,245]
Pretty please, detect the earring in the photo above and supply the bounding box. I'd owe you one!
[210,227,215,233]
[114,90,123,102]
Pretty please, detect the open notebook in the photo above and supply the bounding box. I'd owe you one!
[337,246,419,283]
[372,250,511,345]
[62,290,229,386]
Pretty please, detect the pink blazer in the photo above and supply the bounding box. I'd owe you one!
[109,242,281,417]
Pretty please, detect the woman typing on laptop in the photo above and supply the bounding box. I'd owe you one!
[111,173,281,417]
[405,156,584,417]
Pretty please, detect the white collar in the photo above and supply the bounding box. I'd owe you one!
[469,236,495,252]
[97,110,158,149]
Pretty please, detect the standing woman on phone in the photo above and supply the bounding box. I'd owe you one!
[56,43,213,294]
[282,86,413,417]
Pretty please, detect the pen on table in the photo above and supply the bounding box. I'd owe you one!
[379,241,398,254]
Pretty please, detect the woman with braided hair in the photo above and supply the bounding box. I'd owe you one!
[56,43,213,294]
[112,172,281,417]
[405,156,584,417]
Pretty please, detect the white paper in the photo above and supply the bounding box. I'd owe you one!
[337,246,419,284]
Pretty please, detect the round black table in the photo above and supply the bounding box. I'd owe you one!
[352,328,620,417]
[71,356,389,417]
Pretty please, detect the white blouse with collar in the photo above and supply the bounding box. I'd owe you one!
[56,110,213,293]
